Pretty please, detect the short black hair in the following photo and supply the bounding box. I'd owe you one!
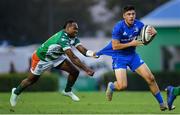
[123,5,135,14]
[63,19,77,29]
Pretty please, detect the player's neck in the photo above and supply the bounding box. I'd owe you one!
[124,20,133,27]
[64,29,69,34]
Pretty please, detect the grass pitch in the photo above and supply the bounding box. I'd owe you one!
[0,91,179,114]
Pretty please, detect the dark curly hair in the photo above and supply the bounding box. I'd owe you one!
[123,5,135,14]
[63,19,77,29]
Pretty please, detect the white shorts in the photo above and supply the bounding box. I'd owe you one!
[30,52,66,75]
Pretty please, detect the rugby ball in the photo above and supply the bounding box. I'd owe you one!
[140,25,155,45]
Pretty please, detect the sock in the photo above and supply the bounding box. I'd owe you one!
[14,85,24,95]
[154,92,164,105]
[173,86,180,96]
[110,82,115,91]
[65,87,72,92]
[65,75,78,92]
[65,80,72,92]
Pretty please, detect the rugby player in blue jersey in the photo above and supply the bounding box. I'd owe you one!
[96,5,168,111]
[166,86,179,110]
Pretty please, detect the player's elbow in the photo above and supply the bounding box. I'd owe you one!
[112,45,123,50]
[112,42,123,50]
[112,45,119,50]
[112,46,116,50]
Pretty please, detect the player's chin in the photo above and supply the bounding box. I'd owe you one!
[129,20,134,25]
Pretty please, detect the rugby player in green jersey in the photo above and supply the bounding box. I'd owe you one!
[10,20,97,107]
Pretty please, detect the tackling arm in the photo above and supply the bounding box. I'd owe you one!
[65,49,94,76]
[76,45,99,58]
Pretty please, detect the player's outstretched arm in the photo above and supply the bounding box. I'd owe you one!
[76,45,99,58]
[65,49,94,76]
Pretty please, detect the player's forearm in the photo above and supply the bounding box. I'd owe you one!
[76,45,97,57]
[70,56,89,72]
[76,45,95,57]
[65,49,89,72]
[79,48,88,56]
[112,42,132,50]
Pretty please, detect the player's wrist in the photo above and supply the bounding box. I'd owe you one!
[86,50,94,57]
[86,50,99,58]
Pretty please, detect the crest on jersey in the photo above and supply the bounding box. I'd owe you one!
[123,31,127,36]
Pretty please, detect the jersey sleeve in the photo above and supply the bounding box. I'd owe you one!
[112,23,122,40]
[73,38,82,47]
[138,21,145,35]
[59,36,71,51]
[139,21,144,29]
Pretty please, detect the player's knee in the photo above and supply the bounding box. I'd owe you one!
[75,70,80,77]
[71,69,79,77]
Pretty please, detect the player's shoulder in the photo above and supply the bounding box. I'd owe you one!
[113,20,124,31]
[58,30,69,40]
[58,30,68,37]
[114,20,124,27]
[134,19,144,26]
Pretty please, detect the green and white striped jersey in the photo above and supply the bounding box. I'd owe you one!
[36,29,81,61]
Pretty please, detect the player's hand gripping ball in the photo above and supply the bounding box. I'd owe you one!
[136,25,156,45]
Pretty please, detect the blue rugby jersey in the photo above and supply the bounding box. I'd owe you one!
[97,19,144,57]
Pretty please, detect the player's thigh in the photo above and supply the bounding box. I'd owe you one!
[114,68,127,86]
[135,63,154,81]
[31,53,52,75]
[57,59,79,74]
[129,53,144,72]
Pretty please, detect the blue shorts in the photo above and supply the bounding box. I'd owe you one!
[112,53,144,72]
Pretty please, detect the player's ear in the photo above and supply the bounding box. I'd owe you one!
[66,23,72,29]
[123,13,125,19]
